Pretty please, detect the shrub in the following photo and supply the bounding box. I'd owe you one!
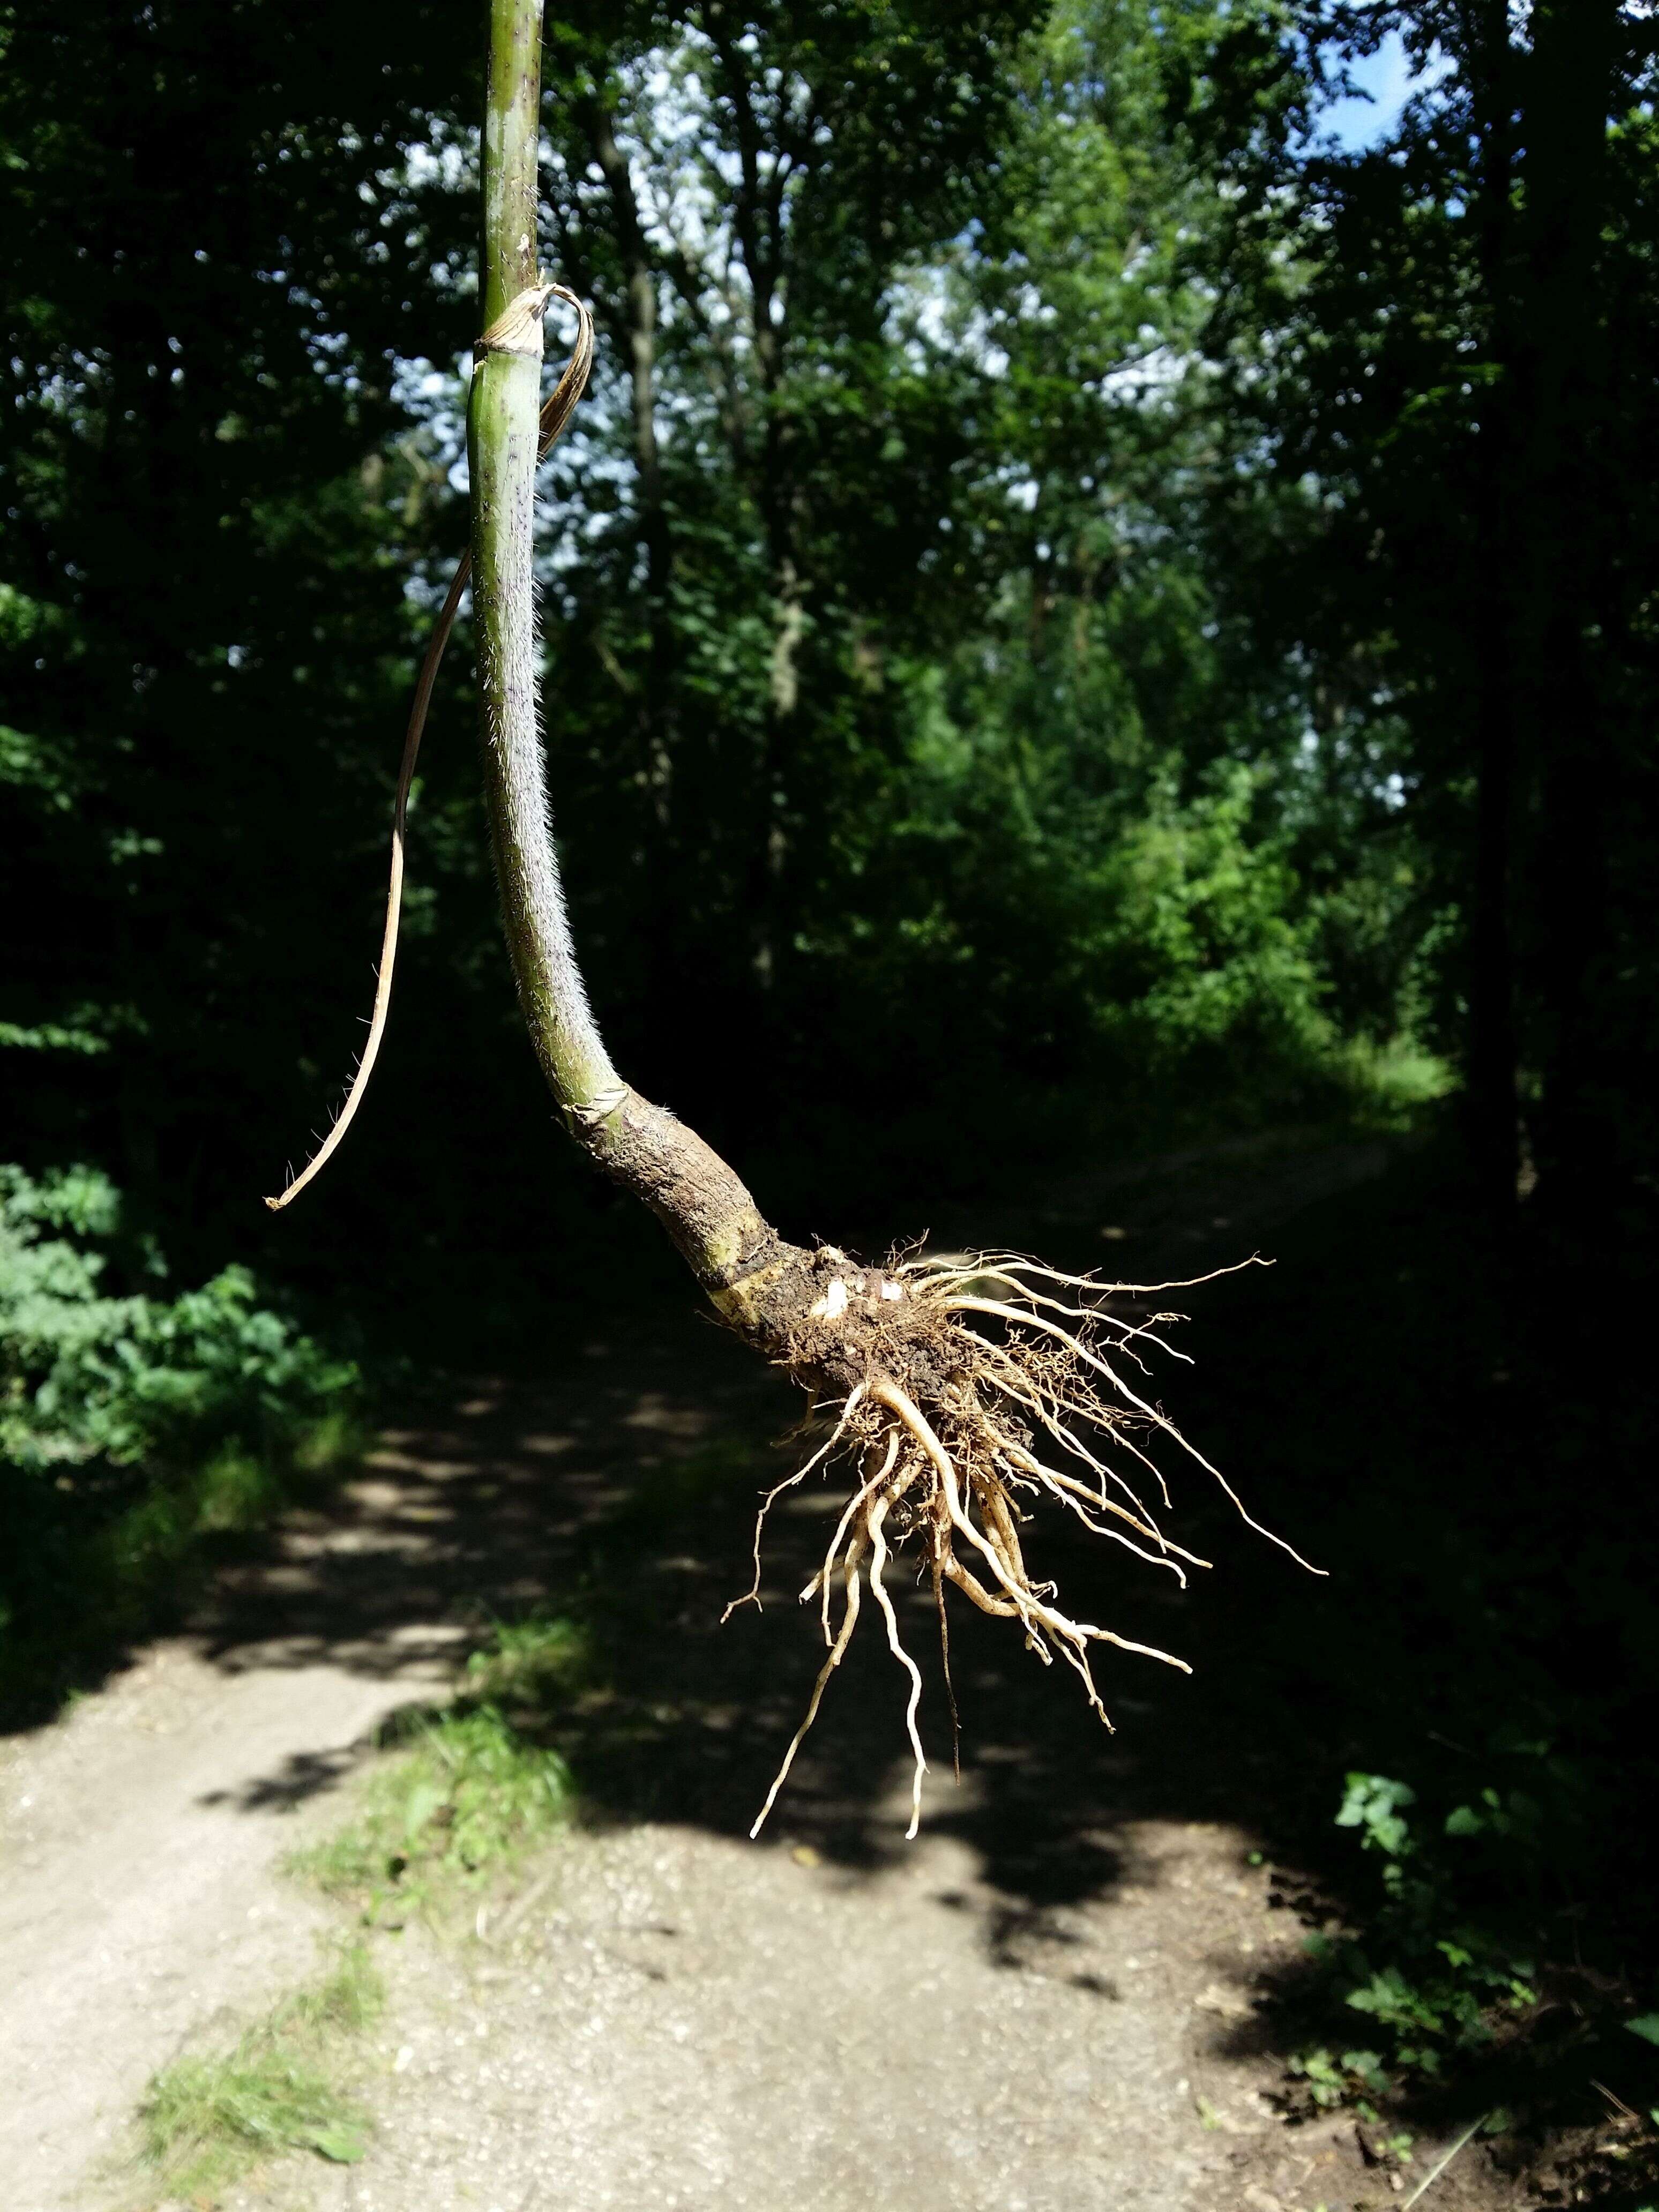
[1,1163,354,1470]
[1291,1761,1574,2110]
[1,1163,359,1699]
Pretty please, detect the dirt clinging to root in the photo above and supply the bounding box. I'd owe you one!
[716,1240,1311,1841]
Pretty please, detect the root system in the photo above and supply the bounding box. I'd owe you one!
[717,1243,1319,1840]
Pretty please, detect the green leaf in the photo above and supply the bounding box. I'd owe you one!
[1625,2013,1659,2046]
[1336,1774,1416,1858]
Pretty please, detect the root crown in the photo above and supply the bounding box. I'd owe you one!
[721,1244,1297,1839]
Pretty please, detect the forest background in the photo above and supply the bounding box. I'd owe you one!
[3,0,1657,2175]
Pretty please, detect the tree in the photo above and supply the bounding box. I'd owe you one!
[1183,0,1659,1211]
[528,0,1042,1067]
[0,0,492,1277]
[4,0,1424,1302]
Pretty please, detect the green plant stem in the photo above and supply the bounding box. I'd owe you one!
[466,0,782,1305]
[470,0,615,1117]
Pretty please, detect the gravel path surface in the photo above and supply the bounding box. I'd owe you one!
[322,1814,1313,2212]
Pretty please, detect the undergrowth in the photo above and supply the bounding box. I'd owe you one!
[136,1944,382,2200]
[1290,1767,1545,2113]
[287,1615,585,1919]
[1146,1147,1659,2211]
[1,1163,363,1714]
[1290,1759,1659,2136]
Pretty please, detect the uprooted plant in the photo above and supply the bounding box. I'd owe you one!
[267,0,1318,1841]
[717,1242,1318,1839]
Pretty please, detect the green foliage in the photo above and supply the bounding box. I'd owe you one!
[0,0,487,1292]
[1287,2042,1391,2114]
[1336,1772,1418,1862]
[1185,0,1659,1188]
[1293,1762,1576,2105]
[137,1946,382,2198]
[289,1616,584,1917]
[1,1164,354,1472]
[860,685,1359,1117]
[1,1165,358,1701]
[1,0,1453,1320]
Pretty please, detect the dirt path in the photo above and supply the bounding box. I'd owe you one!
[0,1134,1508,2212]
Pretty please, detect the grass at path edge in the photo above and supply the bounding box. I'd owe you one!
[136,1944,382,2199]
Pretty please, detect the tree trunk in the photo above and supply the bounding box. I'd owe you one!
[1465,0,1521,1214]
[584,94,676,801]
[708,24,799,995]
[1514,0,1617,1202]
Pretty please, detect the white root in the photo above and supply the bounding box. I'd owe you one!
[914,1264,1192,1371]
[750,1537,865,1840]
[737,1245,1311,1840]
[995,1446,1198,1581]
[809,1429,900,1642]
[945,1295,1325,1575]
[902,1250,1267,1298]
[870,1377,1189,1708]
[866,1484,928,1840]
[723,1381,866,1624]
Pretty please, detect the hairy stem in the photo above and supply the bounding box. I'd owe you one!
[469,0,779,1300]
[472,0,613,1115]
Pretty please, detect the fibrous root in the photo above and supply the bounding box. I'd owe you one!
[718,1245,1319,1841]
